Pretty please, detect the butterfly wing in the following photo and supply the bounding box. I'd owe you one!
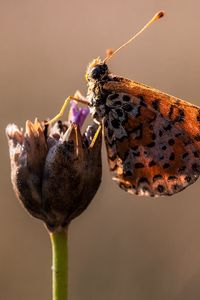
[103,78,200,196]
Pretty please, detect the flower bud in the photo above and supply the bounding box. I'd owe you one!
[6,116,102,232]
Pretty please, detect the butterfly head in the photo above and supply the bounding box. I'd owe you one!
[86,57,109,82]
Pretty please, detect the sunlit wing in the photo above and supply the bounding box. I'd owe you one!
[103,77,200,196]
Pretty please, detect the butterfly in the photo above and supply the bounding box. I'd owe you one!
[50,11,200,197]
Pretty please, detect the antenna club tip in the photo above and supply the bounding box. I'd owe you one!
[157,11,165,19]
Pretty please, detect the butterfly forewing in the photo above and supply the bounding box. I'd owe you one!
[103,78,200,196]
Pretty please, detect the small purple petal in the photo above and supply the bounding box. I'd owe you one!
[77,107,90,127]
[69,102,79,123]
[68,101,89,128]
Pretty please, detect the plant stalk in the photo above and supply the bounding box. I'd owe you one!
[50,230,68,300]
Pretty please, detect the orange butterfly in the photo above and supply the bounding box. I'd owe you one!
[49,11,200,196]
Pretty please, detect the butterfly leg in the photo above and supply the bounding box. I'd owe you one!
[46,93,89,125]
[89,123,102,149]
[73,90,87,102]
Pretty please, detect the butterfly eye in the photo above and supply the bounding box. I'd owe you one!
[90,67,100,79]
[90,64,108,80]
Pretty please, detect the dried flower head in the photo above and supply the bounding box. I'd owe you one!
[6,104,102,232]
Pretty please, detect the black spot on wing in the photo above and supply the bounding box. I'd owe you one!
[111,119,120,129]
[124,170,133,177]
[168,175,178,181]
[168,105,175,119]
[135,162,144,169]
[196,110,200,122]
[132,151,140,157]
[169,152,175,160]
[123,95,130,102]
[138,177,149,184]
[109,93,119,100]
[152,133,156,140]
[185,176,192,183]
[156,185,165,193]
[123,103,133,112]
[163,124,172,131]
[178,166,186,172]
[194,134,200,141]
[193,151,199,158]
[146,142,155,148]
[176,108,185,122]
[152,99,160,111]
[172,184,182,192]
[168,105,185,123]
[135,106,141,117]
[149,160,156,167]
[163,163,170,169]
[132,145,139,151]
[182,152,189,159]
[138,95,147,107]
[162,145,167,150]
[115,108,124,117]
[168,139,175,145]
[153,174,163,182]
[192,163,200,173]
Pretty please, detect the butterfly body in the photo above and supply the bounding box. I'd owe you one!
[86,59,200,196]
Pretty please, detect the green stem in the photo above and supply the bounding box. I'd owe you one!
[50,230,68,300]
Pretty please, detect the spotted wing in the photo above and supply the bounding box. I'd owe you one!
[103,79,200,196]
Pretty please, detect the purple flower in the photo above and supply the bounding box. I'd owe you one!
[69,101,90,128]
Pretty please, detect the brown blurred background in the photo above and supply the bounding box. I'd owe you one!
[1,0,200,299]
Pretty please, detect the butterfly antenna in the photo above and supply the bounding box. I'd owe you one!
[103,11,165,63]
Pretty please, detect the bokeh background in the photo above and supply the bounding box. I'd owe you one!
[1,0,200,299]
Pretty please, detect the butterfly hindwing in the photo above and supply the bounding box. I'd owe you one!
[103,79,200,196]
